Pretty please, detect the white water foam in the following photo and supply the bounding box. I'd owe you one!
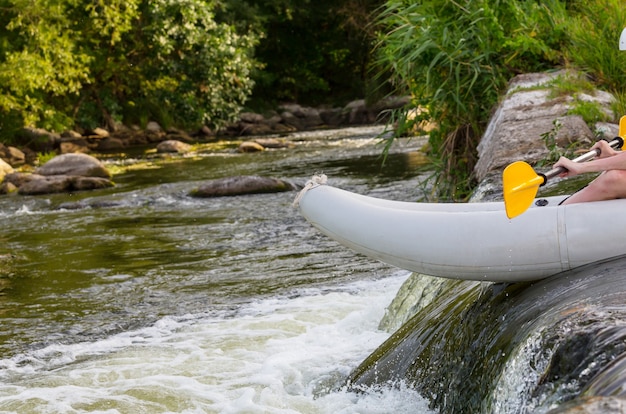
[490,326,554,413]
[0,271,432,413]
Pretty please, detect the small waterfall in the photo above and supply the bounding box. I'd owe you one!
[348,255,626,413]
[378,274,464,333]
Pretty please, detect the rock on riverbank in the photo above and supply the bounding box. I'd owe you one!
[0,97,410,163]
[471,70,618,202]
[0,97,409,197]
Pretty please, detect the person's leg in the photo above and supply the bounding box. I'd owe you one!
[561,169,626,204]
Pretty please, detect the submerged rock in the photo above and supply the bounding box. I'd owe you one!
[189,176,297,197]
[252,138,294,149]
[238,141,265,153]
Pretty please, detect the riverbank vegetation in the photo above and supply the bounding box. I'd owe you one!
[375,0,626,200]
[0,0,259,138]
[1,0,625,200]
[0,0,381,144]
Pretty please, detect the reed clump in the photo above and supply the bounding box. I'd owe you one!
[374,0,626,201]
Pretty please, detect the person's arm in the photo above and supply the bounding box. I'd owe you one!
[554,140,624,177]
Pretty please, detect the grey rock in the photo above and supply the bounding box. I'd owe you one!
[190,176,296,197]
[36,153,111,178]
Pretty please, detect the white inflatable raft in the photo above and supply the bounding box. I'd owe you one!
[295,177,626,282]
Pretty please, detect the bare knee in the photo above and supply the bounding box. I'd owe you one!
[592,170,626,198]
[562,170,626,204]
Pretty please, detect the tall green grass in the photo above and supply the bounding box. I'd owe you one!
[374,0,626,201]
[566,0,626,94]
[565,0,626,116]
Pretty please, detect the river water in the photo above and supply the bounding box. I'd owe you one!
[7,126,626,414]
[0,126,435,413]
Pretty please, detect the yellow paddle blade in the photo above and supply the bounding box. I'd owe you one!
[620,115,626,143]
[503,161,545,219]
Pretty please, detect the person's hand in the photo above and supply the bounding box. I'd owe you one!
[554,156,582,177]
[591,139,619,159]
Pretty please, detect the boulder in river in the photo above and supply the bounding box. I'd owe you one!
[36,153,111,178]
[17,175,114,195]
[0,158,14,182]
[156,140,193,154]
[0,153,114,195]
[189,175,297,198]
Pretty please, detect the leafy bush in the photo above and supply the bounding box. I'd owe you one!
[0,0,259,143]
[131,0,258,129]
[0,1,92,139]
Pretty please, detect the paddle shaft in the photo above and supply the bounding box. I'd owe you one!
[538,138,624,185]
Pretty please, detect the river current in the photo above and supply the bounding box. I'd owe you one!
[0,126,434,412]
[4,126,626,414]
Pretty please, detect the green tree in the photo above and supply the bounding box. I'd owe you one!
[217,0,384,108]
[0,0,259,143]
[71,0,259,130]
[0,0,91,137]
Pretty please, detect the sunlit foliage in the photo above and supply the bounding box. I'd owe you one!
[0,0,258,141]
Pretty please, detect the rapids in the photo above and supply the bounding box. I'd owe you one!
[0,127,433,412]
[349,260,626,413]
[1,125,625,413]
